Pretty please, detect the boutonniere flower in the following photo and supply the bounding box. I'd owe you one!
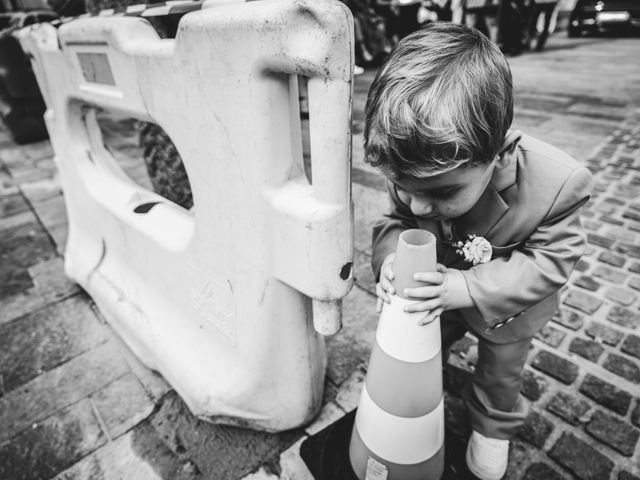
[454,234,492,265]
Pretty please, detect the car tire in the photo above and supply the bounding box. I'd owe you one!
[0,94,48,144]
[568,24,582,37]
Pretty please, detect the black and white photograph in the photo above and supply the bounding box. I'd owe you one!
[0,0,639,478]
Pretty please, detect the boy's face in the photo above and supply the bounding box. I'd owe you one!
[388,161,497,221]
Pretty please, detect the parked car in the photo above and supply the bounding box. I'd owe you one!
[568,0,640,36]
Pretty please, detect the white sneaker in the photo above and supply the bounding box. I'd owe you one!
[465,430,509,480]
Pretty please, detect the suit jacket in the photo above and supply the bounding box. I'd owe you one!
[371,134,593,343]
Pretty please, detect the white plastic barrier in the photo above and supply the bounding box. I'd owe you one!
[19,0,354,431]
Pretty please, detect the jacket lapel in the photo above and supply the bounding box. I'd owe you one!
[454,184,510,239]
[439,189,508,267]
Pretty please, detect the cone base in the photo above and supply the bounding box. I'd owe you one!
[349,425,445,480]
[300,408,477,480]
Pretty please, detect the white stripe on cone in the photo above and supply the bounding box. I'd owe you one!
[376,295,441,363]
[354,384,445,465]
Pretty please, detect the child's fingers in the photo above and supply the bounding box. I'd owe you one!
[376,282,392,303]
[376,297,383,313]
[403,298,441,313]
[403,285,441,300]
[418,307,444,326]
[412,271,445,284]
[436,264,448,273]
[382,262,395,281]
[380,276,395,296]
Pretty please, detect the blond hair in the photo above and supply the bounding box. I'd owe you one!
[364,22,513,178]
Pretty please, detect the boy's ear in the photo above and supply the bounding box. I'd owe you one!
[496,130,523,168]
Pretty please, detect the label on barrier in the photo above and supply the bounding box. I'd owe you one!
[77,52,116,85]
[365,457,388,480]
[189,265,236,346]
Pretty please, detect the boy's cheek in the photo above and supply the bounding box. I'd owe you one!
[396,189,412,206]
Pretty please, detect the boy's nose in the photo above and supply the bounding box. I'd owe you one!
[410,196,434,216]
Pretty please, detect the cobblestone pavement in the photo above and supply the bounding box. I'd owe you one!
[1,34,640,480]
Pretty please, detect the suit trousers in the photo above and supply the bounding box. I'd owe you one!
[441,310,532,440]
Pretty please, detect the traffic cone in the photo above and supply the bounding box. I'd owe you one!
[349,229,445,480]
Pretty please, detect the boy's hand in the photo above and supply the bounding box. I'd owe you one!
[403,265,473,325]
[375,253,395,313]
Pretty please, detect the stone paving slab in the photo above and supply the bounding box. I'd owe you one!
[1,220,57,270]
[0,257,80,326]
[54,428,199,480]
[0,341,130,443]
[0,399,108,480]
[0,295,109,394]
[91,373,155,440]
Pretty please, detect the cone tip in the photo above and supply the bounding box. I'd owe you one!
[399,229,436,248]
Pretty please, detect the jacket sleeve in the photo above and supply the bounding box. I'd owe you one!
[371,181,418,279]
[460,166,593,327]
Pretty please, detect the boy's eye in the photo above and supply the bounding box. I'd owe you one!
[430,188,458,199]
[396,186,459,201]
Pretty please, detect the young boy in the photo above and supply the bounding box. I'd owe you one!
[368,22,592,480]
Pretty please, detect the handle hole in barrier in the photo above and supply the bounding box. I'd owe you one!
[295,75,313,185]
[90,109,194,212]
[133,202,160,214]
[340,262,353,280]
